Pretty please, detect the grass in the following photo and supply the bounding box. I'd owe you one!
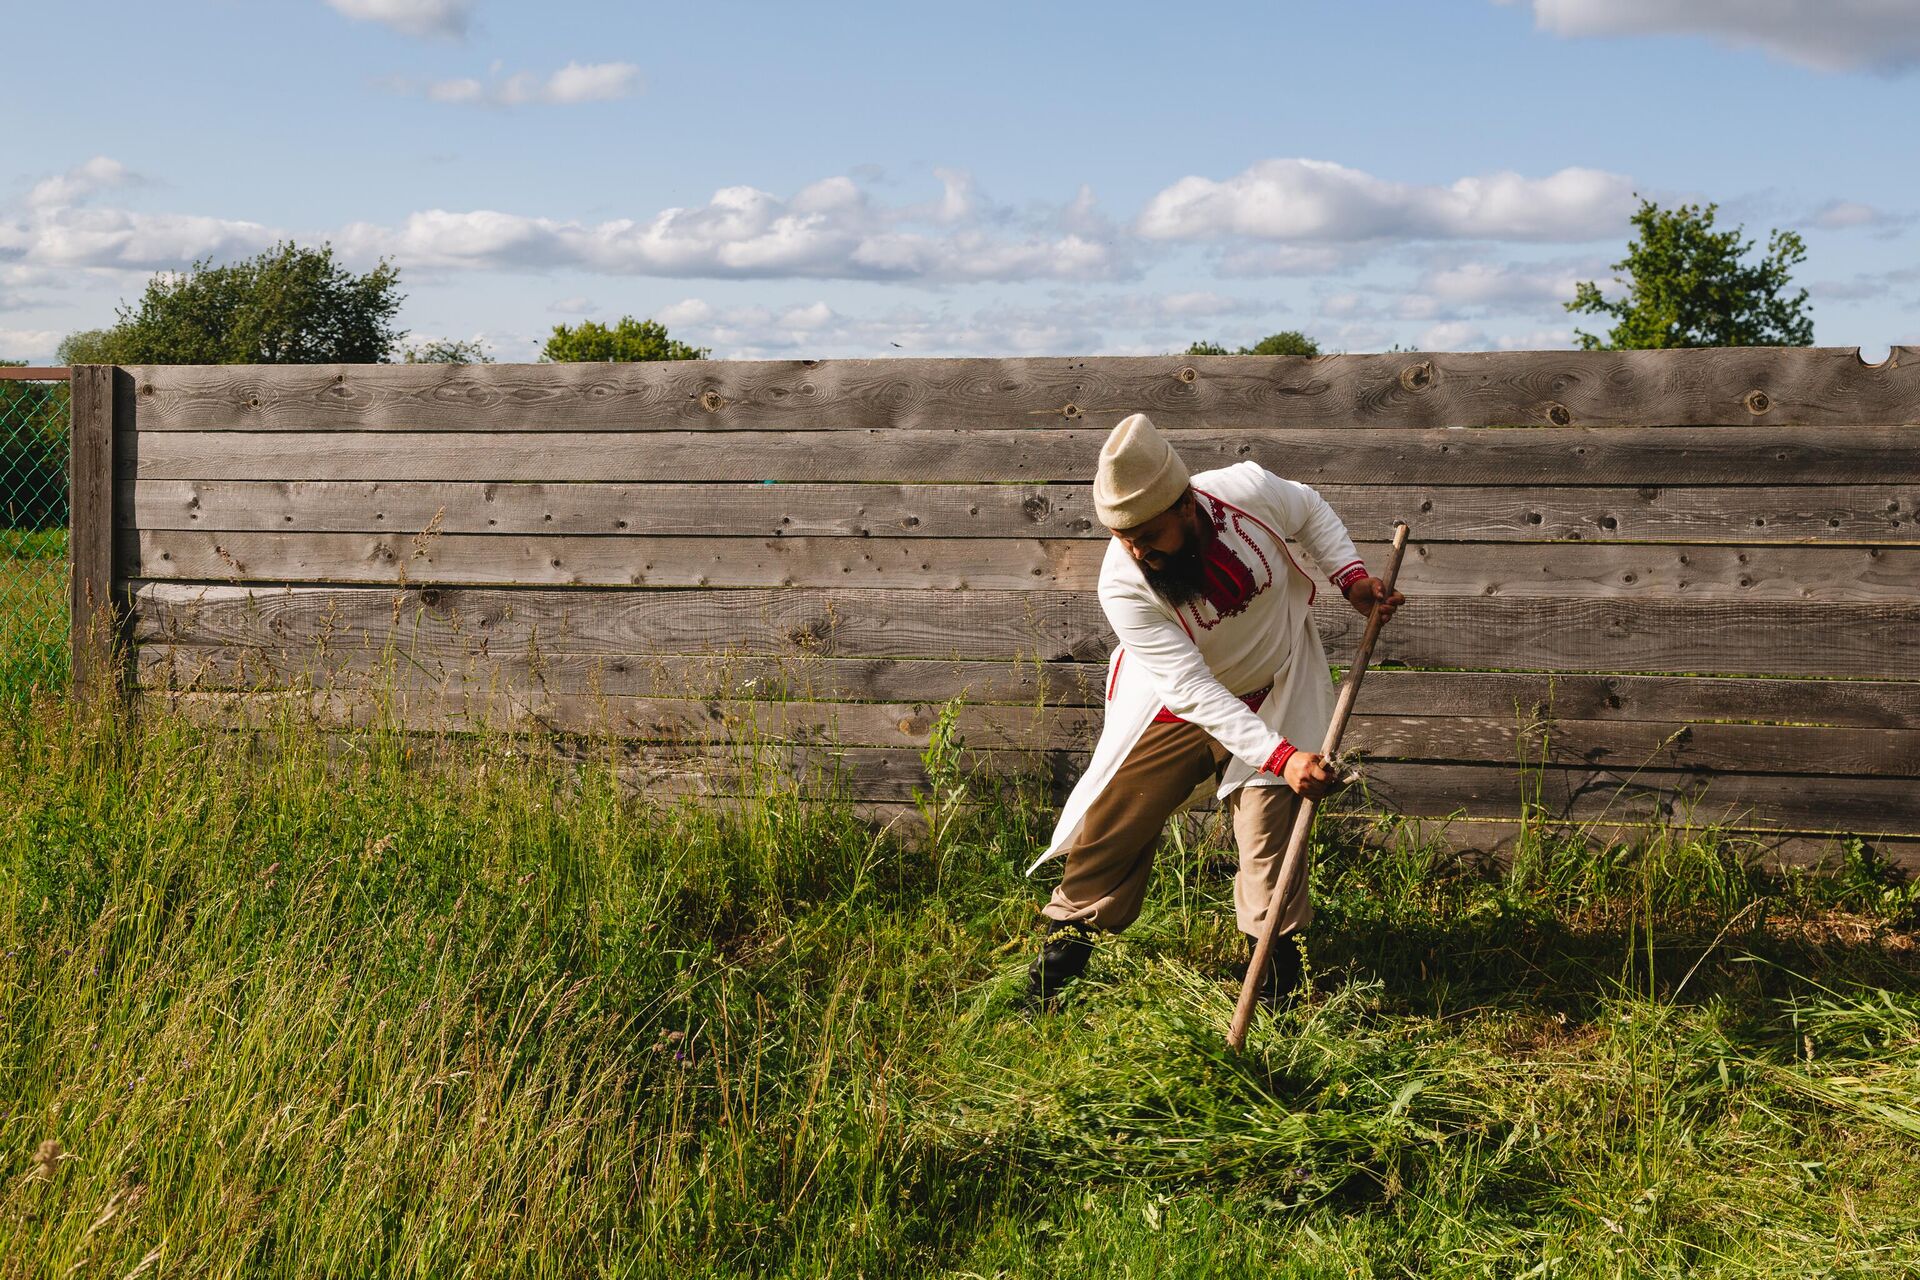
[3,676,1918,1278]
[0,525,67,708]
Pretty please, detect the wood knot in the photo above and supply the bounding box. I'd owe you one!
[1399,361,1433,391]
[1021,494,1051,522]
[419,588,441,606]
[1545,402,1572,426]
[1061,402,1082,419]
[699,389,724,412]
[1176,365,1198,384]
[139,383,154,396]
[1743,389,1772,415]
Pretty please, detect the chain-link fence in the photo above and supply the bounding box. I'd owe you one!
[1,371,70,706]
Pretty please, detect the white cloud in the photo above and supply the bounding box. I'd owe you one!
[1305,252,1604,337]
[406,60,643,106]
[637,290,1281,360]
[1137,158,1638,244]
[1415,321,1492,350]
[0,327,65,361]
[24,156,140,210]
[1499,0,1920,73]
[1810,262,1920,301]
[1414,259,1590,307]
[1215,243,1365,277]
[1494,326,1579,350]
[1805,198,1914,238]
[3,160,1133,285]
[326,0,473,38]
[546,295,595,313]
[330,173,1134,283]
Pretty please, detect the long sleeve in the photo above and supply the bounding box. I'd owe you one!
[1245,463,1368,593]
[1099,582,1293,774]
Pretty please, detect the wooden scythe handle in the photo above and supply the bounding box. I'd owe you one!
[1227,521,1412,1051]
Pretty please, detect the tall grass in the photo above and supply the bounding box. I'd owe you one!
[3,678,1918,1276]
[0,525,66,707]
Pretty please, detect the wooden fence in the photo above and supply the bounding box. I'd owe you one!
[73,348,1920,866]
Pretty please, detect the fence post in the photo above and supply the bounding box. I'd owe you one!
[67,364,123,703]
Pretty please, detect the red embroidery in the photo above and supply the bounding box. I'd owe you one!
[1152,682,1270,724]
[1197,529,1258,617]
[1200,489,1317,608]
[1262,739,1298,776]
[1176,495,1276,632]
[1331,559,1368,593]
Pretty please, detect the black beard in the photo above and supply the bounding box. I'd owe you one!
[1140,538,1210,608]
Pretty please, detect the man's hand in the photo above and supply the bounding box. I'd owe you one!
[1282,750,1341,800]
[1343,575,1404,622]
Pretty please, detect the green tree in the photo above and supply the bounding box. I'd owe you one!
[1183,330,1320,357]
[56,240,405,364]
[1242,330,1320,356]
[402,338,496,364]
[541,316,709,362]
[54,329,117,365]
[1565,196,1813,349]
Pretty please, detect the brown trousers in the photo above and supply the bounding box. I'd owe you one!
[1041,717,1311,939]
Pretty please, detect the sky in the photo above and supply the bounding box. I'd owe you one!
[2,0,1917,363]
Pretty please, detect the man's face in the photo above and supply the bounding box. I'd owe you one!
[1111,490,1212,606]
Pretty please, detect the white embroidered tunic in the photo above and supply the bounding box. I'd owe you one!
[1025,460,1368,876]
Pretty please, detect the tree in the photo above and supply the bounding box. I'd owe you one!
[541,316,709,363]
[55,329,117,365]
[402,338,496,364]
[1183,330,1320,357]
[1242,330,1320,356]
[1565,196,1813,349]
[56,240,405,364]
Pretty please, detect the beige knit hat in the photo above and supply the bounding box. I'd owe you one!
[1093,412,1190,529]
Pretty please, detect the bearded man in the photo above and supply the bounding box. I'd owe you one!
[1024,411,1404,1006]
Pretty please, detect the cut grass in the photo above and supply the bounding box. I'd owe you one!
[2,685,1917,1277]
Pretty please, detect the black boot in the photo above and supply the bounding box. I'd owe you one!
[1248,929,1304,1009]
[1026,919,1097,1001]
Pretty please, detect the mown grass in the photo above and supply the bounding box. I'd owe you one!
[3,682,1919,1278]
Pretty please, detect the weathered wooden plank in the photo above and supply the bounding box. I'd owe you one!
[119,426,1920,485]
[134,646,1106,705]
[122,529,1920,603]
[1342,762,1920,835]
[67,366,123,701]
[118,530,1099,591]
[1340,817,1920,873]
[131,645,1920,729]
[621,798,1920,871]
[127,583,1920,679]
[151,689,1920,776]
[123,347,1920,432]
[123,478,1920,545]
[136,698,1920,832]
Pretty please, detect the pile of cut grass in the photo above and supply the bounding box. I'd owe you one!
[3,690,1917,1277]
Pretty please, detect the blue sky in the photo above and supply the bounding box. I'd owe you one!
[3,0,1917,362]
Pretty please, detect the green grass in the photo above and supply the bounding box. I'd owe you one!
[2,686,1918,1277]
[0,525,67,707]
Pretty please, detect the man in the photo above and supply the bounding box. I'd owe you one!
[1024,411,1404,1006]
